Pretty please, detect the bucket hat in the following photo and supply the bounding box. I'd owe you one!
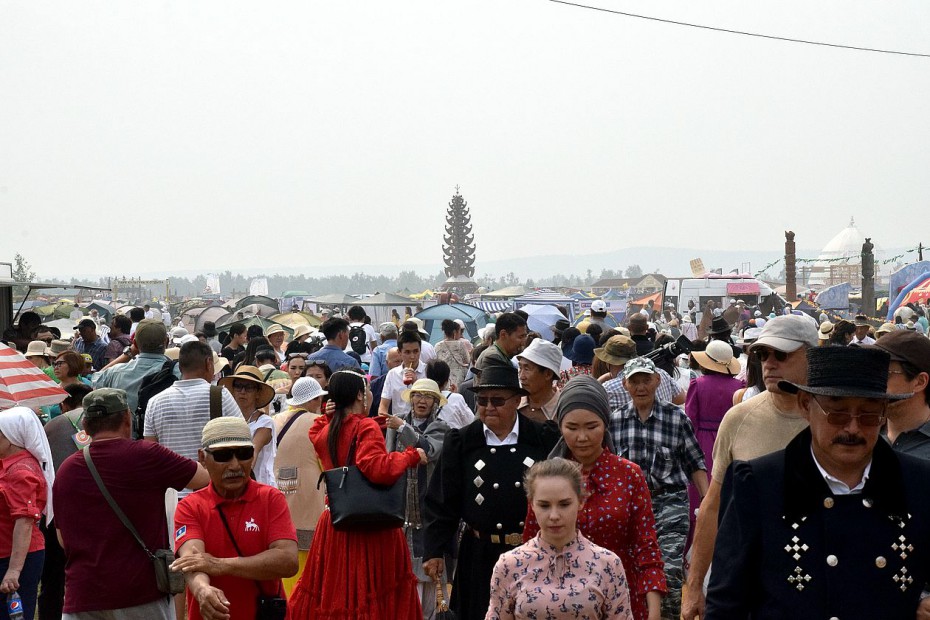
[517,338,563,378]
[286,376,327,406]
[594,335,637,366]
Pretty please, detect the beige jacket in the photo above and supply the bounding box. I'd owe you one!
[273,409,324,550]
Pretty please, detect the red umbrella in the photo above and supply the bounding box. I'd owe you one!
[0,342,68,410]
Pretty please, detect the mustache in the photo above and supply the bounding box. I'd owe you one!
[832,434,866,446]
[222,471,245,479]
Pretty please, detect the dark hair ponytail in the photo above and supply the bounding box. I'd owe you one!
[326,369,367,464]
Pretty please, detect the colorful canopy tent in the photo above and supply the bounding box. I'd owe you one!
[484,285,529,298]
[269,312,322,330]
[35,301,78,321]
[409,289,435,300]
[358,292,416,326]
[472,301,513,313]
[413,303,489,345]
[888,272,930,319]
[214,315,294,339]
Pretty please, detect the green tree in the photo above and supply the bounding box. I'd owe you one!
[624,264,643,278]
[12,253,36,299]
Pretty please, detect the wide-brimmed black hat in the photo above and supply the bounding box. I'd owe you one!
[778,346,912,400]
[470,361,528,395]
[706,316,733,336]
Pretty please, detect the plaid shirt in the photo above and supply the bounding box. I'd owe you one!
[610,399,706,493]
[604,368,681,412]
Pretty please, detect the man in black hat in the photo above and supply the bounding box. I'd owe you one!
[705,346,930,619]
[876,330,930,459]
[422,361,558,620]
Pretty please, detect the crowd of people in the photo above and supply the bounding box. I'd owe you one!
[0,296,929,619]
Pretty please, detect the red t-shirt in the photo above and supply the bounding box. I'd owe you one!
[0,451,46,556]
[53,439,197,613]
[175,480,297,620]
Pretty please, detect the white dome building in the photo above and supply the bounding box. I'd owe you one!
[806,218,883,288]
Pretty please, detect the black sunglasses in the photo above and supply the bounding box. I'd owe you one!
[752,348,788,363]
[307,360,330,368]
[206,446,255,462]
[477,394,517,408]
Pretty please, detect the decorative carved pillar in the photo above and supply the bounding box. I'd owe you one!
[785,230,797,301]
[861,238,875,316]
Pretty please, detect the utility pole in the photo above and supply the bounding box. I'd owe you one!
[919,242,924,262]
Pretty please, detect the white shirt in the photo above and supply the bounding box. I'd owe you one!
[419,339,436,364]
[439,391,475,429]
[811,446,871,495]
[344,322,379,364]
[483,415,520,446]
[852,335,876,346]
[144,309,155,320]
[381,361,427,418]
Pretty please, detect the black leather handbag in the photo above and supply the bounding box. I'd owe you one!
[318,433,407,531]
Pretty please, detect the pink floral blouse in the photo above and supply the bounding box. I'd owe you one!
[486,532,633,620]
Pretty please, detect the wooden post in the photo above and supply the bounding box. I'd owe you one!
[785,231,797,301]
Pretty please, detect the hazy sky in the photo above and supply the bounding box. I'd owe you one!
[2,1,928,279]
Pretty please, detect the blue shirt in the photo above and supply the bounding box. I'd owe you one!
[92,352,178,413]
[369,339,397,377]
[308,344,361,373]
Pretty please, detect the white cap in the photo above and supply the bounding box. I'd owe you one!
[591,300,607,313]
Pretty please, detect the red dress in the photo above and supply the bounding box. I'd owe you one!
[287,413,422,619]
[523,450,666,620]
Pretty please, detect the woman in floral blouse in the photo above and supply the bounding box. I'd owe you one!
[487,458,633,620]
[522,376,666,620]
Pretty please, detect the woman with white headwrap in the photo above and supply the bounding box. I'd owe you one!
[0,407,54,619]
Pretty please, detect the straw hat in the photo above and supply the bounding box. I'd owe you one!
[292,324,313,340]
[201,417,254,450]
[218,365,275,408]
[213,352,230,374]
[401,378,447,406]
[818,321,834,341]
[691,340,740,376]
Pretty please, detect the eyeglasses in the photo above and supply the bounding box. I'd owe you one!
[752,348,788,363]
[813,396,886,427]
[477,395,517,408]
[53,361,67,367]
[411,392,437,401]
[205,446,255,462]
[231,381,260,392]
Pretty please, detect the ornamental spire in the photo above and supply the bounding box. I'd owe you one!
[442,187,476,279]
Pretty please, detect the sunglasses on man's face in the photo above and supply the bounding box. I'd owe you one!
[752,347,788,363]
[206,446,255,462]
[477,395,517,408]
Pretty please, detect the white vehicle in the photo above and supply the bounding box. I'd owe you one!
[665,274,777,322]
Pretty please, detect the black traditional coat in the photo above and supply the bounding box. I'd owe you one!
[706,427,930,619]
[423,413,559,620]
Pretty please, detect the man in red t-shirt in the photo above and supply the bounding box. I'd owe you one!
[53,388,209,619]
[172,417,298,620]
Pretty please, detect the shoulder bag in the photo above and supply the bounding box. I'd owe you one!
[317,431,407,531]
[216,506,287,620]
[83,446,185,595]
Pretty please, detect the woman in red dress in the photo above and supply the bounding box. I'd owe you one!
[288,369,427,619]
[522,376,666,620]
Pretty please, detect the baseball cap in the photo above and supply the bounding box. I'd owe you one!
[623,357,656,379]
[202,417,254,450]
[873,330,930,373]
[748,314,818,354]
[83,388,129,418]
[135,319,168,351]
[591,300,607,313]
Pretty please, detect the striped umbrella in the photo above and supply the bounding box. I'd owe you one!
[0,342,68,410]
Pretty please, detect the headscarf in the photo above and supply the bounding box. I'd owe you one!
[548,376,616,459]
[0,407,55,522]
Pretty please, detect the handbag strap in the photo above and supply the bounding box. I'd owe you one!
[276,410,308,448]
[216,505,269,596]
[82,446,155,560]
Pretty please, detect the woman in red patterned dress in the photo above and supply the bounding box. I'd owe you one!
[288,369,427,619]
[522,376,666,620]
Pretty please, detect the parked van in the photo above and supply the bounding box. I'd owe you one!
[665,275,776,323]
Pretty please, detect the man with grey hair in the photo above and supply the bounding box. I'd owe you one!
[683,314,819,619]
[370,322,399,377]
